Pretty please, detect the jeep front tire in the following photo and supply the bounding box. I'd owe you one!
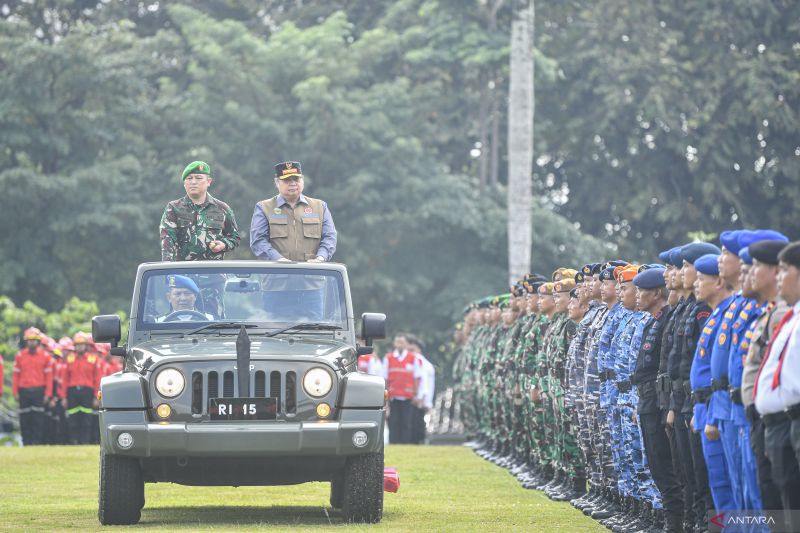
[98,451,144,525]
[341,448,384,523]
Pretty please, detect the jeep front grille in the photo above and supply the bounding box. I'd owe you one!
[190,368,297,417]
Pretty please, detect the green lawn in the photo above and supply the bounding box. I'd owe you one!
[0,445,605,532]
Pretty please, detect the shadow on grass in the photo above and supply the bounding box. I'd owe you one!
[140,505,348,526]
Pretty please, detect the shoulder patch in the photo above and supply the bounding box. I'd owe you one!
[697,310,711,321]
[87,355,96,364]
[67,355,75,363]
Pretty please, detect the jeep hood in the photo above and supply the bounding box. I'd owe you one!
[129,337,354,371]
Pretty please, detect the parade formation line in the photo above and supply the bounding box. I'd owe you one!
[0,444,604,532]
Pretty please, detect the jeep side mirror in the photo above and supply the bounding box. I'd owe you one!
[356,345,374,356]
[92,314,121,347]
[361,312,386,347]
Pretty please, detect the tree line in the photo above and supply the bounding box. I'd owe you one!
[1,0,797,376]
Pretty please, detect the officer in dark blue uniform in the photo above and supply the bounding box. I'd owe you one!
[633,266,683,532]
[677,243,717,530]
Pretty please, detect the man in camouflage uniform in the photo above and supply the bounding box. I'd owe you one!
[567,265,605,510]
[544,275,584,502]
[517,276,550,488]
[582,264,623,520]
[159,160,240,318]
[529,282,558,488]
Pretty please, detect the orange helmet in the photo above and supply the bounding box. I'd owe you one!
[59,336,75,352]
[73,331,92,345]
[23,327,42,341]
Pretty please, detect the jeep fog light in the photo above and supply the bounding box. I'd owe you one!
[156,403,172,419]
[316,403,331,418]
[117,432,134,449]
[303,367,333,397]
[352,430,368,448]
[155,368,185,398]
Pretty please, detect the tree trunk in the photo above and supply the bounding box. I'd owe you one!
[506,0,534,286]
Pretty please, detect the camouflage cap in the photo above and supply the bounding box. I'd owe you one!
[182,161,211,180]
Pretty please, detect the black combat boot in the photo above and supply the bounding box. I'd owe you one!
[536,465,556,491]
[662,510,682,533]
[593,490,620,520]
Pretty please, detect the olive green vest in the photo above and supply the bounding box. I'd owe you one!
[258,195,324,261]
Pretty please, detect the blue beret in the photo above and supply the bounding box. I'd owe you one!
[634,268,666,289]
[590,263,603,275]
[667,247,683,267]
[738,246,753,265]
[605,260,628,269]
[720,230,747,255]
[681,242,721,264]
[658,249,672,263]
[168,275,200,295]
[694,254,720,276]
[599,267,616,281]
[738,229,789,249]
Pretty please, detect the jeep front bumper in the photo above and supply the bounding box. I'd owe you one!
[100,408,384,457]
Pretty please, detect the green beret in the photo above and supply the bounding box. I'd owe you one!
[182,161,211,180]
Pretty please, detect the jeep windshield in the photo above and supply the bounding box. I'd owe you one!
[137,266,347,332]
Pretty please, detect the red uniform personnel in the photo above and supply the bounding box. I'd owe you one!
[382,334,422,444]
[62,332,101,444]
[12,328,53,445]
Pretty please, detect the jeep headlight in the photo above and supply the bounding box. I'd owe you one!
[303,367,333,397]
[155,368,185,398]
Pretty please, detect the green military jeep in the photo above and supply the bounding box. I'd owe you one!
[92,261,387,525]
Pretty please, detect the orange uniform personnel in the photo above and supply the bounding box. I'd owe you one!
[13,328,53,445]
[61,332,102,444]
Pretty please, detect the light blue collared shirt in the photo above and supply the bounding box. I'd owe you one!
[249,194,337,261]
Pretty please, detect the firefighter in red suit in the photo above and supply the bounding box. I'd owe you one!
[61,331,101,444]
[12,327,53,445]
[45,337,73,444]
[383,334,421,444]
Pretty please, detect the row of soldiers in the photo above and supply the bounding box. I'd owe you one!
[4,327,122,445]
[453,229,800,533]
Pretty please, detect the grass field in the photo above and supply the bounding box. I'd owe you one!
[0,445,605,532]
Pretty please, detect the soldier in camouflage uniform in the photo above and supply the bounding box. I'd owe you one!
[543,275,584,501]
[159,160,240,318]
[569,264,607,510]
[529,282,557,487]
[505,284,534,472]
[517,276,550,487]
[493,294,520,465]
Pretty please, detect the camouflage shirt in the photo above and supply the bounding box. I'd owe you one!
[160,194,240,261]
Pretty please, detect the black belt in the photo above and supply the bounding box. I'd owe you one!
[729,387,743,405]
[787,403,800,420]
[682,380,693,398]
[745,404,760,424]
[762,411,790,427]
[616,380,632,393]
[692,387,712,404]
[711,377,729,391]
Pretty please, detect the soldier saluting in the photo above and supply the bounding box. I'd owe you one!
[159,161,240,261]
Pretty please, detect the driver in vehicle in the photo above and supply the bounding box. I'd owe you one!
[156,275,214,322]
